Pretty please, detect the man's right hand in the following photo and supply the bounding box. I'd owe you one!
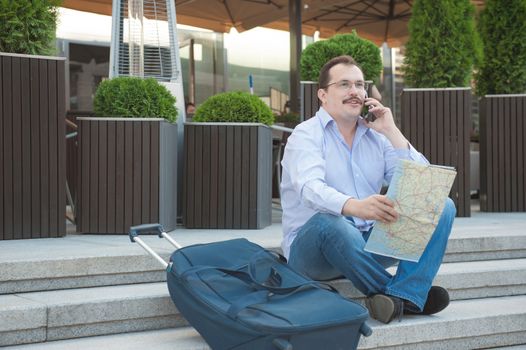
[342,195,399,224]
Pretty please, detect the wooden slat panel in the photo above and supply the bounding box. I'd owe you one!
[107,121,116,233]
[115,121,125,231]
[132,122,142,227]
[503,97,510,211]
[141,122,151,224]
[194,125,203,228]
[20,58,32,238]
[225,126,234,228]
[98,120,108,232]
[497,99,506,211]
[2,57,14,239]
[491,98,499,210]
[89,121,99,232]
[519,98,525,211]
[240,127,250,228]
[123,122,134,232]
[12,57,23,238]
[437,92,445,165]
[47,60,59,236]
[232,126,242,229]
[183,125,195,228]
[0,57,13,239]
[402,89,471,216]
[0,57,3,240]
[480,95,526,212]
[56,59,66,237]
[209,126,219,227]
[201,125,211,228]
[249,127,258,228]
[150,122,160,224]
[511,97,518,210]
[217,126,227,228]
[39,59,50,237]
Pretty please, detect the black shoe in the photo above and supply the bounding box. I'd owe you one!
[404,286,450,315]
[365,294,404,324]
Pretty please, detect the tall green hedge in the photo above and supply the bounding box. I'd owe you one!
[402,0,481,88]
[193,91,274,125]
[300,32,382,83]
[0,0,61,56]
[475,0,526,95]
[94,77,178,122]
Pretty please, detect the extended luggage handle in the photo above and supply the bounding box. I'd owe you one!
[129,223,182,269]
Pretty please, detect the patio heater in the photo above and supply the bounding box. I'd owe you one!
[109,0,186,220]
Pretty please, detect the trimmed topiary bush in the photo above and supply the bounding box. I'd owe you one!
[402,0,482,88]
[300,32,382,83]
[193,91,274,125]
[94,77,178,122]
[475,0,526,95]
[0,0,60,56]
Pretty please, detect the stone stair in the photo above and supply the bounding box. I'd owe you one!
[1,211,526,349]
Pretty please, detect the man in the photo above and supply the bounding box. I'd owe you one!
[280,55,456,324]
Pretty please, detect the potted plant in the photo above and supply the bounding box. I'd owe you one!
[183,91,274,229]
[476,0,526,212]
[76,77,179,234]
[299,32,382,120]
[400,0,482,217]
[0,0,65,240]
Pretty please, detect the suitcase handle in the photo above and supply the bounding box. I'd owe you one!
[129,223,164,242]
[129,223,183,269]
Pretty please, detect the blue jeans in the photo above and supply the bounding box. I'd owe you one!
[288,198,456,311]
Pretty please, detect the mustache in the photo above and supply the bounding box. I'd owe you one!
[342,97,364,104]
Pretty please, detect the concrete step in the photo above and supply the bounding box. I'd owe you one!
[1,224,525,294]
[2,258,526,347]
[3,295,526,350]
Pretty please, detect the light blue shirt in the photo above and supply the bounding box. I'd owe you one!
[280,107,428,259]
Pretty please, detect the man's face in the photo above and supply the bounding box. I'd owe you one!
[318,64,366,122]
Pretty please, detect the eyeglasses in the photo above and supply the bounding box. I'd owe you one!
[324,80,368,91]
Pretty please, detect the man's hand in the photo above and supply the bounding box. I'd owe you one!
[342,195,399,224]
[363,98,408,149]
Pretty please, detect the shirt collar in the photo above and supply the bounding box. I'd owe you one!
[316,107,371,139]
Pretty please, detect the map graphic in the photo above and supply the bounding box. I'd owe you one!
[364,160,457,262]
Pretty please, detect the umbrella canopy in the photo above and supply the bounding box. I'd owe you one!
[62,0,289,31]
[268,0,485,47]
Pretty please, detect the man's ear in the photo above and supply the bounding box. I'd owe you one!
[317,88,327,105]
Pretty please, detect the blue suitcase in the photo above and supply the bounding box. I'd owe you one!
[130,224,372,350]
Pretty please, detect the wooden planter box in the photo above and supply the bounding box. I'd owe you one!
[301,81,321,121]
[76,118,177,234]
[183,123,272,229]
[479,95,526,212]
[401,88,472,217]
[0,53,66,240]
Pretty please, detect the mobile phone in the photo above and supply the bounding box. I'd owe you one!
[362,85,376,122]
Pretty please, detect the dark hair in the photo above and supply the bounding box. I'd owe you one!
[318,55,361,89]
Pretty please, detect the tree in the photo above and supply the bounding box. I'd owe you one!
[475,0,526,95]
[402,0,481,88]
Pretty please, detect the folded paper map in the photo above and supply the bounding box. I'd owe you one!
[364,160,457,262]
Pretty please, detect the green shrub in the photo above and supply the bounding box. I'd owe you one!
[94,77,178,122]
[193,91,274,125]
[0,0,60,55]
[300,32,382,83]
[402,0,482,88]
[475,0,526,95]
